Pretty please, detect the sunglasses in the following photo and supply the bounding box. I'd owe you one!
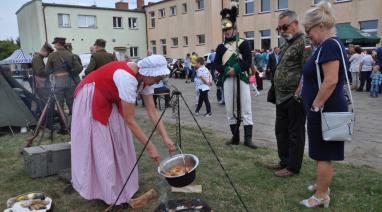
[305,23,321,35]
[223,28,233,32]
[276,20,296,32]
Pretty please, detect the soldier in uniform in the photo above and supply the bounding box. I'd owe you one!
[31,42,54,105]
[64,42,82,84]
[84,39,114,75]
[214,3,257,149]
[45,37,82,117]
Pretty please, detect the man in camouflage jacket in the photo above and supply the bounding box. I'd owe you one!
[272,10,306,177]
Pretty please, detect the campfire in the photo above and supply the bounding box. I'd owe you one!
[154,199,212,212]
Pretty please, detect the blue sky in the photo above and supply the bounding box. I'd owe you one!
[0,0,160,40]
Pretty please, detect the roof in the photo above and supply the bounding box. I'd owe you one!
[336,24,381,45]
[16,0,144,15]
[144,0,174,8]
[0,49,32,65]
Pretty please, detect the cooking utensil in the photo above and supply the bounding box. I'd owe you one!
[157,154,199,187]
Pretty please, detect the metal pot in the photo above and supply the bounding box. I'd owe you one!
[157,154,199,187]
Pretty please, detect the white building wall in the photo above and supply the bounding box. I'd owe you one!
[17,0,46,55]
[17,1,148,60]
[44,6,147,58]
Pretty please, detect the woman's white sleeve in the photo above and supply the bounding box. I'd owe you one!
[113,69,138,103]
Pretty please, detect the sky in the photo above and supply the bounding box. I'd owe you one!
[0,0,160,40]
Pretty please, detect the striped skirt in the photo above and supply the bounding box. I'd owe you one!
[71,83,139,205]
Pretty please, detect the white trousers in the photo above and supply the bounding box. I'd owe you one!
[223,77,253,125]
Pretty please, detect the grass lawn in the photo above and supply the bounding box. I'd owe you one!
[1,118,382,212]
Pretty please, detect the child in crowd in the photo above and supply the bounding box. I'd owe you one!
[194,57,212,117]
[370,65,382,97]
[249,65,261,96]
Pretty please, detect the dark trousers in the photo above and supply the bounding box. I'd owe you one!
[275,97,306,173]
[153,87,171,106]
[359,71,372,91]
[256,72,263,90]
[54,75,75,115]
[195,89,211,114]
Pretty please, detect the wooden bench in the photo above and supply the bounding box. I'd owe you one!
[153,93,170,110]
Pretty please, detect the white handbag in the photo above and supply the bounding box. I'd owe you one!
[315,39,355,142]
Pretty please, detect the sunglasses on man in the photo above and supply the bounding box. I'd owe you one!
[223,27,233,32]
[276,20,296,32]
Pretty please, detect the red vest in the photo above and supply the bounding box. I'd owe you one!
[75,61,137,125]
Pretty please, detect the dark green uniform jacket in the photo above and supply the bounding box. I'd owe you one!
[85,49,114,75]
[214,35,252,84]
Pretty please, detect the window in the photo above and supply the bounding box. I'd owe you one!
[182,3,188,13]
[170,6,177,16]
[261,0,270,12]
[183,36,188,46]
[197,34,205,45]
[196,0,204,10]
[244,31,255,51]
[128,17,138,29]
[113,17,122,28]
[245,0,254,15]
[159,8,166,18]
[78,15,96,28]
[150,12,155,28]
[130,47,138,58]
[171,37,178,47]
[278,0,288,10]
[58,14,70,27]
[160,39,167,55]
[151,40,157,54]
[313,0,321,5]
[360,20,378,36]
[260,30,271,50]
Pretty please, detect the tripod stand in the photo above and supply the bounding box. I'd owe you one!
[109,86,249,212]
[25,75,69,148]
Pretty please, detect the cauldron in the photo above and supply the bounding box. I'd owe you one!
[157,154,199,187]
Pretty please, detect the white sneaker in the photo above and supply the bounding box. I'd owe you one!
[203,113,212,117]
[255,92,260,96]
[194,111,199,116]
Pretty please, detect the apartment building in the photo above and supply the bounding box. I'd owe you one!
[146,0,382,58]
[16,0,147,60]
[145,0,223,59]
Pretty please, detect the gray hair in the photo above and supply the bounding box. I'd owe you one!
[279,10,298,21]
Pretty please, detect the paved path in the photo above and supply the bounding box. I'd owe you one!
[136,78,382,171]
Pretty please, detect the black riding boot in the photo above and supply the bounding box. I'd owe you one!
[226,124,240,145]
[244,125,257,149]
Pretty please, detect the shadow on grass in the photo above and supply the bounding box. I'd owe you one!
[1,120,381,211]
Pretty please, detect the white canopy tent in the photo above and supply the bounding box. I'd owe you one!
[0,49,32,65]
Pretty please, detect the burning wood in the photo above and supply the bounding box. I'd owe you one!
[129,188,158,208]
[155,199,212,212]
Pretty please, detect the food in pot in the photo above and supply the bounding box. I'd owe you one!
[162,164,193,177]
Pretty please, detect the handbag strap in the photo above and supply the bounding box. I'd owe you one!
[315,38,355,113]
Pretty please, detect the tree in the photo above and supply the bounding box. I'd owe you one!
[16,37,20,47]
[0,39,19,60]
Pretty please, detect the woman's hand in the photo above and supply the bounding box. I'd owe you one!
[146,144,160,165]
[163,137,176,155]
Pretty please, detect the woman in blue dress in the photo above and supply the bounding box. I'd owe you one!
[299,2,349,208]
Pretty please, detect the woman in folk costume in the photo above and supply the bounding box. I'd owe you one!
[214,2,257,149]
[71,55,176,206]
